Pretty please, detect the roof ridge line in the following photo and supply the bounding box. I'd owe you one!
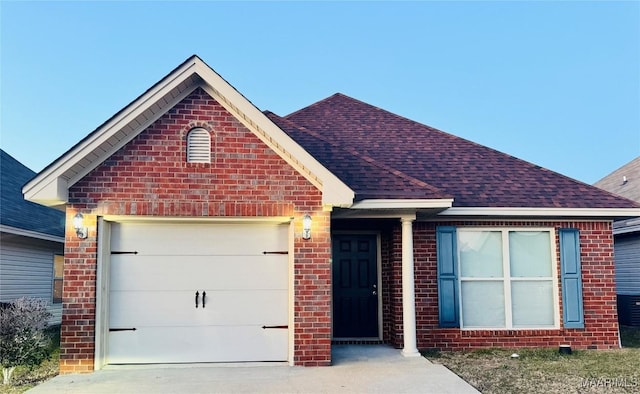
[283,93,345,119]
[275,115,449,197]
[333,97,622,198]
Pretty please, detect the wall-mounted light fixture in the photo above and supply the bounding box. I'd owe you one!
[302,214,312,240]
[73,213,88,239]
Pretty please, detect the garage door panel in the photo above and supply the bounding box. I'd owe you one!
[108,326,288,364]
[109,290,288,327]
[207,290,289,325]
[110,256,287,291]
[109,290,204,327]
[111,223,288,256]
[107,221,290,364]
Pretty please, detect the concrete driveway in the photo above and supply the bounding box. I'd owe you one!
[27,345,479,393]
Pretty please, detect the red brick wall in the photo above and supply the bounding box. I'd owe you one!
[386,220,619,351]
[60,214,98,373]
[61,88,331,373]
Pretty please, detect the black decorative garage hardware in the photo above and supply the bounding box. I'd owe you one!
[195,290,207,308]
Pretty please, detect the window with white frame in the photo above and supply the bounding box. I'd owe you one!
[458,228,558,329]
[186,128,211,163]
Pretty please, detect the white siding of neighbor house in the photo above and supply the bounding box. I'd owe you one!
[0,234,63,325]
[614,234,640,296]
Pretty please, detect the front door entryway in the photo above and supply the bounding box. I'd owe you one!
[332,234,379,338]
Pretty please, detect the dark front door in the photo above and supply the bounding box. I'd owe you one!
[332,234,378,338]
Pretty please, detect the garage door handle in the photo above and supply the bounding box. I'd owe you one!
[195,291,200,308]
[202,291,206,308]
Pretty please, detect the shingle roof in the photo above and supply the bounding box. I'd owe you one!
[275,93,639,209]
[594,157,640,203]
[1,150,65,237]
[267,113,452,201]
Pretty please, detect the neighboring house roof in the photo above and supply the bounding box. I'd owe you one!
[594,157,640,203]
[1,149,65,240]
[594,156,640,234]
[275,93,640,210]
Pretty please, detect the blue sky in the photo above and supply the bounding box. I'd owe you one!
[1,1,638,185]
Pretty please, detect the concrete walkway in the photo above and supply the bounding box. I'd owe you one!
[28,345,479,393]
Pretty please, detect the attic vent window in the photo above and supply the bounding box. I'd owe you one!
[187,128,211,163]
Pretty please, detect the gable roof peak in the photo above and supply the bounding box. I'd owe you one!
[23,56,354,208]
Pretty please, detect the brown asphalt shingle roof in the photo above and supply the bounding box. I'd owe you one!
[267,113,452,201]
[271,93,639,209]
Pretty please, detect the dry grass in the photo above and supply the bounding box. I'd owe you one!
[424,326,640,394]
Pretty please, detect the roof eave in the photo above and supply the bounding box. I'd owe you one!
[23,177,68,208]
[0,224,65,243]
[23,57,204,206]
[332,198,453,219]
[437,207,640,219]
[350,198,454,210]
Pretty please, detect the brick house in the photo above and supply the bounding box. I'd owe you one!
[24,56,640,373]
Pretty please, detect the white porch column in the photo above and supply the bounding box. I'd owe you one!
[401,215,420,357]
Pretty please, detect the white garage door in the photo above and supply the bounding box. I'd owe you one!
[107,221,289,364]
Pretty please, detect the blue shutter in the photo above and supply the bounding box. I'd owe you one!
[437,226,459,328]
[559,228,585,329]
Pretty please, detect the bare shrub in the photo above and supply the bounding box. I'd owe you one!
[0,298,52,385]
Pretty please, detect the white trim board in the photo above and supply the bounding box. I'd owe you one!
[0,225,64,243]
[350,199,454,210]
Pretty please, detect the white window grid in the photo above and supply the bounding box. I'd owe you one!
[458,227,560,330]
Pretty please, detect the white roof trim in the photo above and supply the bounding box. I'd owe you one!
[24,64,199,205]
[23,56,354,208]
[438,207,640,218]
[0,224,65,243]
[350,199,454,210]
